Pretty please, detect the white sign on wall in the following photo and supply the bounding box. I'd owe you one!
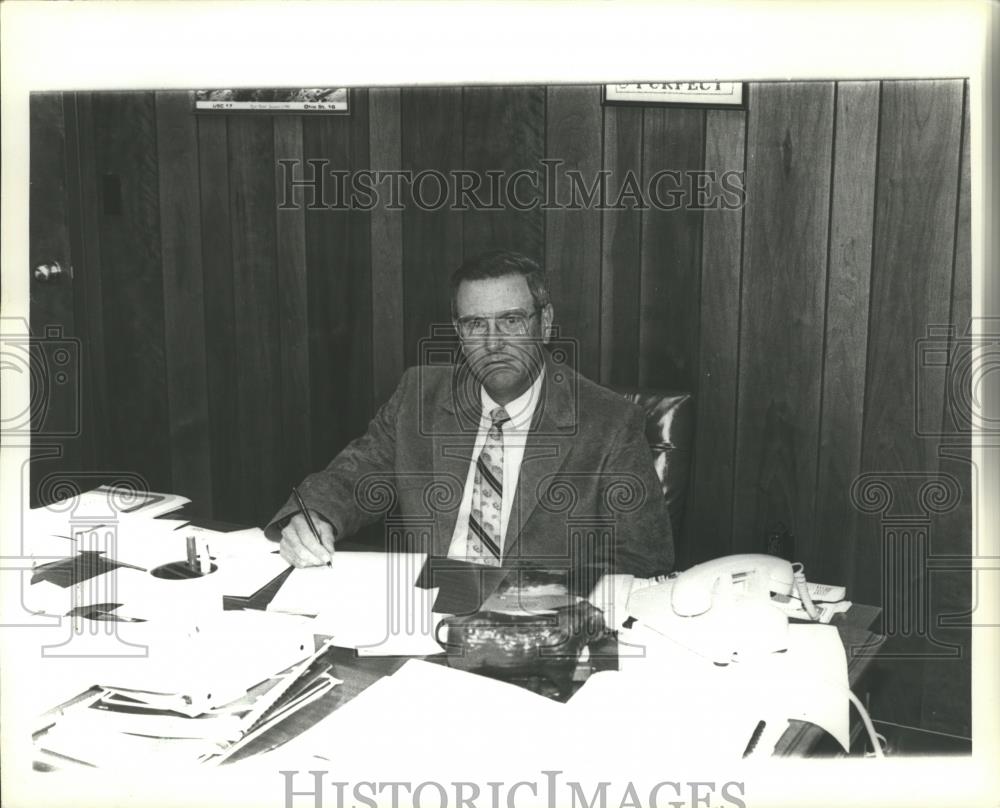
[604,82,745,108]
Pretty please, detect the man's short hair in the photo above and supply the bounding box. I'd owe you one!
[450,250,551,316]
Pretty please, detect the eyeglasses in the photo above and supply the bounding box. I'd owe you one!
[455,308,541,339]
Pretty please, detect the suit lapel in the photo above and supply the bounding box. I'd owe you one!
[431,363,480,556]
[503,354,577,562]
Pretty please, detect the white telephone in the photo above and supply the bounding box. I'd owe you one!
[620,554,797,665]
[587,556,877,759]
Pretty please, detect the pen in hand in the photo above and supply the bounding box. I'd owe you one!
[291,486,333,568]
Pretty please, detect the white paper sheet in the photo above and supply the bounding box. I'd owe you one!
[267,552,442,654]
[29,487,190,524]
[33,610,317,719]
[270,659,560,776]
[37,723,221,769]
[615,621,850,755]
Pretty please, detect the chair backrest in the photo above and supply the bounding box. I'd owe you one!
[613,389,695,543]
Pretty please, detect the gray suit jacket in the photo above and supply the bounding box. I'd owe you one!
[266,353,674,577]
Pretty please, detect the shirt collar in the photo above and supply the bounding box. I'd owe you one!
[479,368,544,431]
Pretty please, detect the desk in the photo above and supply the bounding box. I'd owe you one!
[31,516,884,764]
[225,597,883,763]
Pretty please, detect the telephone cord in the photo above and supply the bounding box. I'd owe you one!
[791,562,821,621]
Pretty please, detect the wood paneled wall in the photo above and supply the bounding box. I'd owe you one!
[35,81,972,735]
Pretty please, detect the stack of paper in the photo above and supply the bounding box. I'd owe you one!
[25,485,190,546]
[33,611,340,769]
[91,610,317,709]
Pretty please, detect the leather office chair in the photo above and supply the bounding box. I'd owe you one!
[613,389,695,552]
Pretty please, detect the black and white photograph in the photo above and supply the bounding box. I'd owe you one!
[195,88,350,113]
[2,3,997,808]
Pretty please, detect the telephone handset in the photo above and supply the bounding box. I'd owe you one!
[625,554,800,665]
[670,553,795,616]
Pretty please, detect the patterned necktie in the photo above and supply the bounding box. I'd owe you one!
[466,406,511,566]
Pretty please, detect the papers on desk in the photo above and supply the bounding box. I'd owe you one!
[271,623,851,774]
[267,552,445,656]
[31,485,191,523]
[616,620,851,756]
[270,659,561,776]
[34,610,315,713]
[23,506,289,622]
[96,610,318,712]
[33,610,340,769]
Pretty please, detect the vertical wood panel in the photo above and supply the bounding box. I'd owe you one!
[155,91,213,516]
[369,88,405,406]
[64,93,109,473]
[29,93,81,485]
[814,82,880,584]
[302,92,374,469]
[345,92,374,440]
[545,86,603,380]
[686,108,747,566]
[941,84,974,436]
[273,116,311,489]
[921,83,971,737]
[861,78,964,481]
[303,113,348,468]
[925,447,972,737]
[29,94,72,282]
[859,80,964,733]
[600,105,643,387]
[731,82,835,554]
[228,116,281,524]
[197,114,238,521]
[858,80,964,603]
[638,108,705,390]
[401,88,464,369]
[463,87,545,259]
[92,91,172,492]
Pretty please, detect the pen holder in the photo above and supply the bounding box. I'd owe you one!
[150,560,218,579]
[435,603,605,696]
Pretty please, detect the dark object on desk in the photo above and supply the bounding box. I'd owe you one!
[223,566,293,612]
[417,559,510,615]
[31,551,144,588]
[65,602,146,623]
[420,560,591,616]
[742,719,767,758]
[436,602,606,698]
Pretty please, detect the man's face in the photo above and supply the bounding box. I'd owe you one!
[454,275,554,406]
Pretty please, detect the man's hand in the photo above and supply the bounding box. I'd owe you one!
[279,511,336,567]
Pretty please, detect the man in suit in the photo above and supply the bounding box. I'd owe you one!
[267,251,673,579]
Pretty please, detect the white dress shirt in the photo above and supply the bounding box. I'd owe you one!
[446,371,544,561]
